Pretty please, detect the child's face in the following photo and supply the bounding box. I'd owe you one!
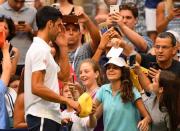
[79,62,98,88]
[62,85,73,100]
[106,64,122,82]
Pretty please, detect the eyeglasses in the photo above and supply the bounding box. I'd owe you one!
[154,45,173,50]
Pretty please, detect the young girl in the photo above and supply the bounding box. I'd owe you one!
[134,65,180,131]
[79,59,103,131]
[79,59,102,99]
[90,57,151,131]
[61,83,94,131]
[158,71,180,131]
[61,59,103,131]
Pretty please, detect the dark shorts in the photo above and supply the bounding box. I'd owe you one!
[26,115,62,131]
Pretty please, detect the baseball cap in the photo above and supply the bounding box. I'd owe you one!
[78,92,93,118]
[104,57,127,67]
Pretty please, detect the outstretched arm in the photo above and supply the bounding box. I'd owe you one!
[56,24,70,82]
[135,99,151,131]
[87,99,102,128]
[109,13,149,52]
[76,11,101,53]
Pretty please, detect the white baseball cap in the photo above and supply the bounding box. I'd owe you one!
[104,57,127,67]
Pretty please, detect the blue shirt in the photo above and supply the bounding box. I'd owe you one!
[96,84,141,131]
[0,80,9,129]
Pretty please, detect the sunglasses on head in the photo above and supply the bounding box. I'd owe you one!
[119,2,137,9]
[0,14,11,20]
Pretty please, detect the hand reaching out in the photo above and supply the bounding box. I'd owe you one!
[137,117,150,131]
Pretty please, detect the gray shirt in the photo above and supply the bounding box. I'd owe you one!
[0,2,37,65]
[144,93,170,131]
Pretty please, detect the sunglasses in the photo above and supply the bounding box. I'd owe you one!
[106,64,120,70]
[14,0,25,3]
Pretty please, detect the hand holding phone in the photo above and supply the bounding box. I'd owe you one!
[149,62,159,70]
[16,21,26,31]
[18,21,25,25]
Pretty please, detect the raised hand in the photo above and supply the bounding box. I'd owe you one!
[55,24,68,48]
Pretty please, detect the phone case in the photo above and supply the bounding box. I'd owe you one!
[110,5,119,14]
[99,22,108,35]
[0,27,5,48]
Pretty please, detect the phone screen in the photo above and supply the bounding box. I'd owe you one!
[129,55,136,67]
[18,21,25,25]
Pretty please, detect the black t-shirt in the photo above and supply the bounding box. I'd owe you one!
[140,53,180,77]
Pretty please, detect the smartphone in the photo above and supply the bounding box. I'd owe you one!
[174,2,180,8]
[18,21,25,25]
[62,15,78,24]
[149,62,159,70]
[0,26,5,48]
[99,22,109,35]
[128,55,136,67]
[110,5,119,14]
[114,26,122,36]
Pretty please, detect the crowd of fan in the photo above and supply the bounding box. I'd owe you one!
[0,0,180,131]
